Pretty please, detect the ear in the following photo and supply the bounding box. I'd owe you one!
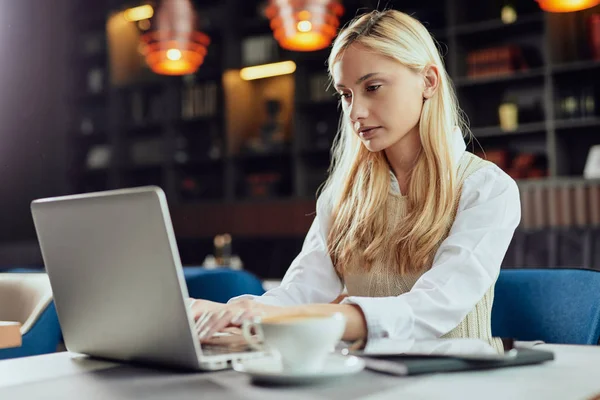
[422,64,440,99]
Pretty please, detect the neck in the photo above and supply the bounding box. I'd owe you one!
[384,125,422,193]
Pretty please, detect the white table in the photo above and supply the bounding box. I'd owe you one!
[0,344,598,399]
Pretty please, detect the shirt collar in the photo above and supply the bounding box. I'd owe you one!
[390,127,466,195]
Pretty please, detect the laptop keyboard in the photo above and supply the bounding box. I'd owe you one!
[202,344,256,356]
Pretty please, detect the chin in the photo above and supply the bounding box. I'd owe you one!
[362,139,388,153]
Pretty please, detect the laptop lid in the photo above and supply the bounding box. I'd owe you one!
[31,186,202,370]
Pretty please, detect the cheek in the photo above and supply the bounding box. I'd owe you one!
[385,90,423,128]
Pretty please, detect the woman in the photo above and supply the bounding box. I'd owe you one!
[191,9,520,352]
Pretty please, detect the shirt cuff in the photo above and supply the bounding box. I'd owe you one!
[341,296,415,344]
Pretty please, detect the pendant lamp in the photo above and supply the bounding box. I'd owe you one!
[139,0,210,75]
[265,0,344,52]
[536,0,600,12]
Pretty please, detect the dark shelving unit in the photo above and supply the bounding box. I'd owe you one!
[68,0,600,240]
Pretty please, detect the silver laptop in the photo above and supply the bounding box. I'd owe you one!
[31,186,261,371]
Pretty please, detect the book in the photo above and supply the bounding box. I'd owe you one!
[358,348,554,376]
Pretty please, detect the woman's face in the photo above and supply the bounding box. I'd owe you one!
[332,44,426,153]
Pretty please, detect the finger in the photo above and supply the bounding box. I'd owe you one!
[229,309,258,327]
[199,309,232,342]
[229,309,246,325]
[195,311,213,332]
[198,308,227,338]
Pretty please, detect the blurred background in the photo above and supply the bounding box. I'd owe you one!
[1,0,600,279]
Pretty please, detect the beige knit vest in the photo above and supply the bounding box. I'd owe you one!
[343,152,504,353]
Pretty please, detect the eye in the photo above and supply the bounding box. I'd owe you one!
[335,92,352,100]
[366,84,381,92]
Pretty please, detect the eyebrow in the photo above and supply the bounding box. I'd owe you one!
[334,72,381,89]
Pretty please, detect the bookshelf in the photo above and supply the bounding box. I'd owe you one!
[68,0,600,240]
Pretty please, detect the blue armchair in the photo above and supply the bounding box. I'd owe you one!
[183,267,265,303]
[492,268,600,345]
[0,302,62,360]
[0,273,62,360]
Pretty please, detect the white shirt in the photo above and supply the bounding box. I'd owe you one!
[230,129,521,350]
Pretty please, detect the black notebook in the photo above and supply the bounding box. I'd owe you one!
[357,347,554,376]
[349,338,555,377]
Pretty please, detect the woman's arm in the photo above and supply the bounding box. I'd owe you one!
[333,165,521,347]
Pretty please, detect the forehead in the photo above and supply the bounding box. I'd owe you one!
[332,44,399,84]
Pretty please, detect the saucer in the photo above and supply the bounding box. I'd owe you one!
[232,354,365,385]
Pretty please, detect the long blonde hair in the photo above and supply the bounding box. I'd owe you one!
[322,10,467,276]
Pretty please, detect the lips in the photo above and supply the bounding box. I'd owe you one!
[358,126,380,140]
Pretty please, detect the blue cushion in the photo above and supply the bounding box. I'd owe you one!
[0,301,62,360]
[492,268,600,345]
[183,267,265,303]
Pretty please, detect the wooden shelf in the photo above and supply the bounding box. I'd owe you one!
[554,118,600,130]
[471,122,547,138]
[452,13,544,36]
[455,68,545,88]
[552,60,600,75]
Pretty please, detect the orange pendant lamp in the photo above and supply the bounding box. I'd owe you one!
[536,0,600,12]
[266,0,344,52]
[140,0,210,75]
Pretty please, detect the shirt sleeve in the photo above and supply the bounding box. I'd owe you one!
[341,165,521,348]
[228,193,344,306]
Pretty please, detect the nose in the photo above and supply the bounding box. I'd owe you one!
[348,96,368,123]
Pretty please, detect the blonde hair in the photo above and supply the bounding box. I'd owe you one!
[321,10,468,276]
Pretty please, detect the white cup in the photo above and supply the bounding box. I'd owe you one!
[241,312,346,374]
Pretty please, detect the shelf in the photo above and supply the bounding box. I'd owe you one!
[471,122,546,138]
[455,68,545,88]
[554,118,600,130]
[551,60,600,75]
[452,13,544,37]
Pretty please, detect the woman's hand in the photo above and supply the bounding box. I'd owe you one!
[190,298,281,342]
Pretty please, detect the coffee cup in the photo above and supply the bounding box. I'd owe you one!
[241,312,346,374]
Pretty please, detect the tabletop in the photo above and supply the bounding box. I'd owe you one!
[0,344,599,400]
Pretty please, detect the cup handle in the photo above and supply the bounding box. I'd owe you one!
[241,318,264,351]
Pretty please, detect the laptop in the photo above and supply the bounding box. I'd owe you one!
[31,186,262,371]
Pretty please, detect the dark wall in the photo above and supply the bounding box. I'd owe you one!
[0,0,70,243]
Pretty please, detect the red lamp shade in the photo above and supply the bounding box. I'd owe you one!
[536,0,600,12]
[266,0,344,52]
[140,0,210,76]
